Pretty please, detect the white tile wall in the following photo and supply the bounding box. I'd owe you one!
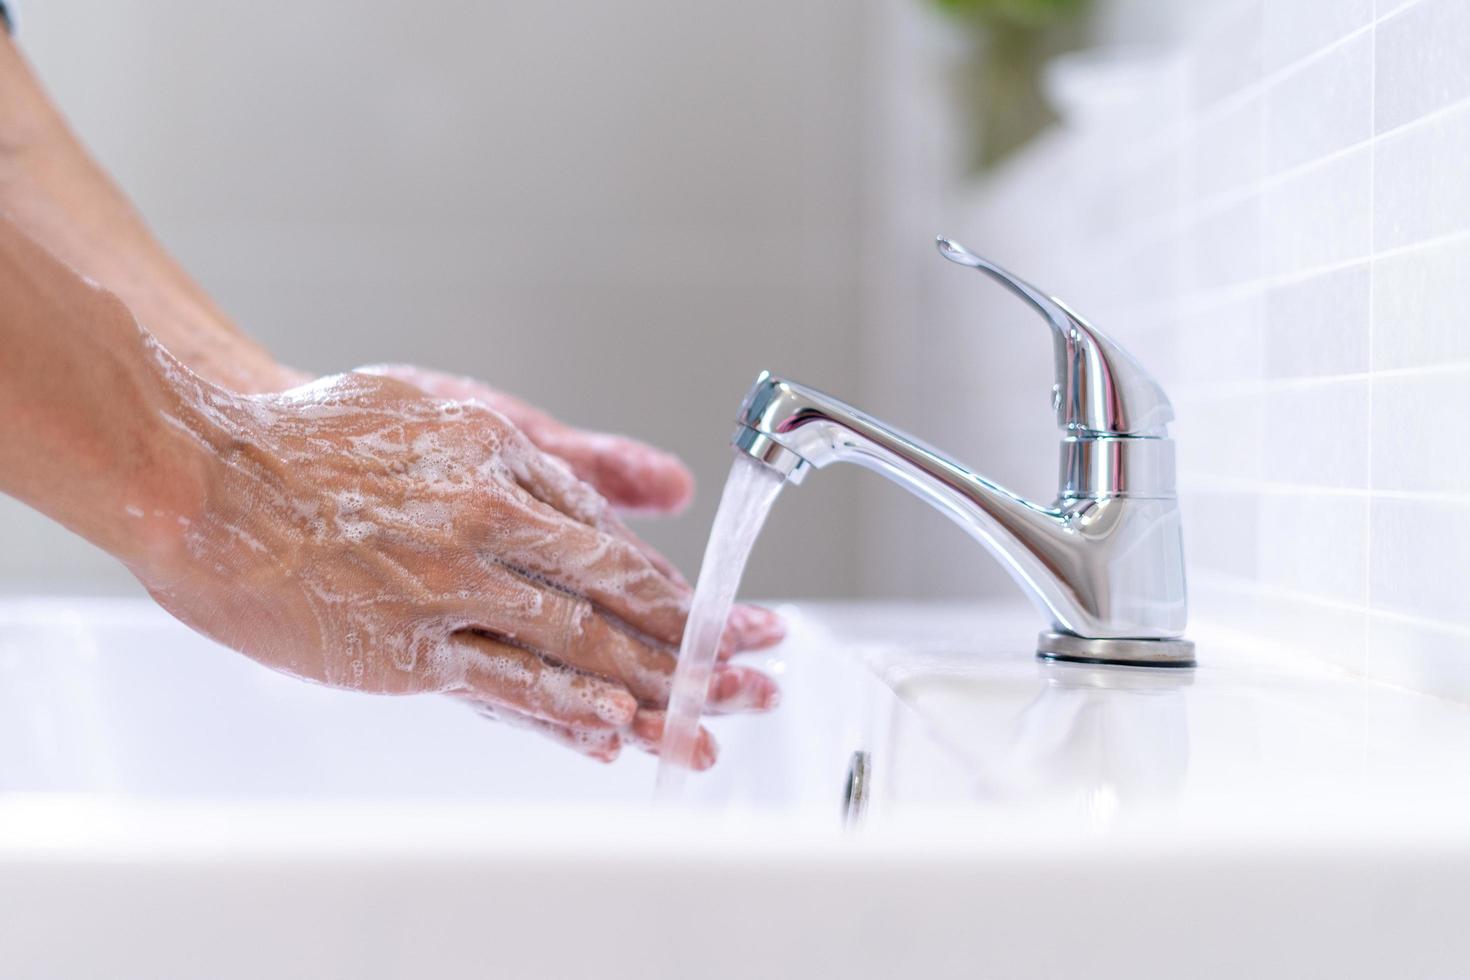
[1374,0,1470,131]
[1264,145,1373,275]
[1264,263,1370,377]
[947,0,1470,701]
[1372,236,1470,366]
[1264,0,1373,73]
[1264,32,1373,173]
[1375,102,1470,247]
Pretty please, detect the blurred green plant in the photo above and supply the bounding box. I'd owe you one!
[933,0,1088,27]
[933,0,1093,170]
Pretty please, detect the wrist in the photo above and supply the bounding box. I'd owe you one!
[0,214,225,587]
[93,334,218,585]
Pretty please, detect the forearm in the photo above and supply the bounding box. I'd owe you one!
[0,34,299,393]
[0,213,204,574]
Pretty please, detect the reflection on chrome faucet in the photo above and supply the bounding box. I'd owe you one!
[732,238,1194,667]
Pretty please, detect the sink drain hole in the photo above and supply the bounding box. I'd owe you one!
[843,750,870,830]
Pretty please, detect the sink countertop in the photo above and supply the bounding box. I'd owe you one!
[3,597,1470,980]
[799,599,1470,841]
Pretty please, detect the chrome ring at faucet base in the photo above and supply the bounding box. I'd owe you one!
[1036,631,1196,668]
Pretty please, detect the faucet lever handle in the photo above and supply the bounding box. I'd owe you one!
[936,237,1174,437]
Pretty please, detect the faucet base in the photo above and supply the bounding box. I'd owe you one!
[1036,631,1196,669]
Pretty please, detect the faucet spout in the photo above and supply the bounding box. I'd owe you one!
[734,374,1187,662]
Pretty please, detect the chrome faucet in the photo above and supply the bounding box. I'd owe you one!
[732,238,1194,667]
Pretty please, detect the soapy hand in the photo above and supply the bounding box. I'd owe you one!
[0,37,784,769]
[356,364,788,656]
[358,364,695,515]
[142,367,783,767]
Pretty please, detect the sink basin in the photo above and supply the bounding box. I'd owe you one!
[0,597,909,812]
[2,597,1469,980]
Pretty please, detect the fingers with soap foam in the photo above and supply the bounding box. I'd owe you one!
[487,482,691,649]
[535,428,695,516]
[532,720,622,763]
[457,564,676,706]
[626,709,719,771]
[483,387,693,515]
[456,631,777,771]
[597,509,690,589]
[467,690,721,769]
[361,364,695,515]
[720,603,786,658]
[705,663,781,714]
[468,701,623,764]
[452,631,637,730]
[458,570,781,716]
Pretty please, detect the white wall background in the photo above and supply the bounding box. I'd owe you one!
[2,0,912,599]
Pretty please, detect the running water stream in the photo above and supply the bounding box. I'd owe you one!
[655,455,785,798]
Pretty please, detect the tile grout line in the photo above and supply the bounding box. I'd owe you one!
[1102,205,1470,323]
[1132,11,1380,172]
[1119,224,1470,319]
[1204,597,1470,650]
[1368,607,1470,642]
[1194,569,1470,643]
[1092,76,1470,280]
[1184,85,1470,229]
[1114,82,1470,266]
[1375,0,1428,28]
[1102,2,1463,220]
[1177,480,1470,506]
[1165,361,1470,406]
[1187,20,1374,133]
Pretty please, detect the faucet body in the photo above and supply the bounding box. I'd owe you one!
[732,240,1193,667]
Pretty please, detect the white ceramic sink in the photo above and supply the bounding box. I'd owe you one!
[0,597,902,810]
[3,597,1470,980]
